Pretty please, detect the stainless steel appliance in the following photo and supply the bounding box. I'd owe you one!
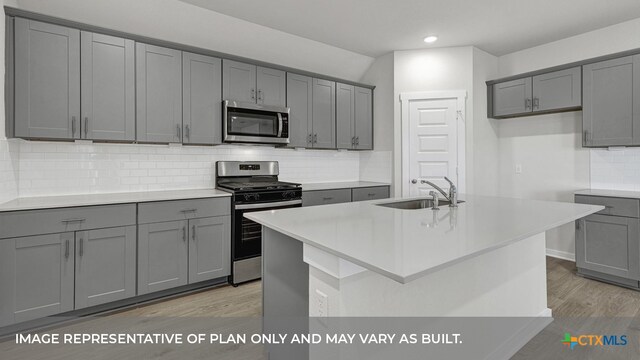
[223,100,290,145]
[216,161,302,285]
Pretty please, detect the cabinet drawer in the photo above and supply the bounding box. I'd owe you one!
[302,189,351,207]
[0,204,136,239]
[138,197,230,224]
[575,195,639,218]
[352,186,390,202]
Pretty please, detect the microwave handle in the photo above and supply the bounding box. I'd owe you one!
[277,113,283,137]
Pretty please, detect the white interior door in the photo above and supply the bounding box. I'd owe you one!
[401,92,465,197]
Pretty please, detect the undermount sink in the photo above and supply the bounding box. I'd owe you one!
[376,198,465,210]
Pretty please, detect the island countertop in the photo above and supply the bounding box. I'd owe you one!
[245,194,603,283]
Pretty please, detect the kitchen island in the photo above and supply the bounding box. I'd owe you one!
[245,194,602,359]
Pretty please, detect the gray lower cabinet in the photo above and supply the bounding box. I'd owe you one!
[80,32,135,141]
[74,226,136,309]
[14,18,80,139]
[286,73,313,148]
[351,186,389,202]
[138,220,189,295]
[303,189,351,206]
[575,195,640,286]
[311,78,336,149]
[182,52,222,145]
[136,43,182,143]
[582,55,640,147]
[337,83,373,150]
[188,216,231,283]
[0,232,75,327]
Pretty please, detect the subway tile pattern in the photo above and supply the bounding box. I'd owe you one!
[12,141,360,197]
[591,148,640,191]
[0,139,19,203]
[359,150,392,183]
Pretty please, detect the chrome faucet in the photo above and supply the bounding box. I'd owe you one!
[420,176,458,207]
[429,191,439,210]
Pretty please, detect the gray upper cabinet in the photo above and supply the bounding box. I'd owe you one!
[336,83,355,149]
[532,67,581,112]
[0,232,75,327]
[81,32,135,141]
[490,66,581,119]
[336,84,373,150]
[136,43,182,143]
[223,60,286,106]
[583,56,640,147]
[188,216,231,283]
[311,78,336,149]
[286,73,313,148]
[256,66,286,106]
[138,220,189,295]
[74,226,136,309]
[222,59,257,103]
[492,77,532,117]
[14,18,80,139]
[183,52,222,145]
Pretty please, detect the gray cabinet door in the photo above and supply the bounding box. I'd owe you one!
[576,214,640,280]
[136,43,182,143]
[138,220,189,295]
[81,32,135,141]
[183,52,222,145]
[302,189,351,206]
[583,56,636,146]
[286,73,313,148]
[492,77,532,117]
[532,67,581,112]
[0,232,74,327]
[188,216,230,283]
[222,59,256,103]
[74,226,136,309]
[336,83,355,149]
[354,86,373,150]
[311,78,336,149]
[14,18,80,139]
[257,66,286,107]
[352,186,389,202]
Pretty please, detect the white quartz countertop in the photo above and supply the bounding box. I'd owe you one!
[246,194,603,283]
[301,181,390,191]
[575,189,640,199]
[0,189,231,212]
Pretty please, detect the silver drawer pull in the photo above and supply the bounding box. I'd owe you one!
[79,237,84,257]
[182,226,186,242]
[180,209,197,213]
[61,218,86,223]
[367,193,376,196]
[192,224,196,241]
[64,239,70,260]
[322,197,333,201]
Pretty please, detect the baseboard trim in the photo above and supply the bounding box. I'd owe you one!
[546,248,575,262]
[484,308,553,360]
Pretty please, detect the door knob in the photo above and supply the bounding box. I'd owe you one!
[411,179,418,184]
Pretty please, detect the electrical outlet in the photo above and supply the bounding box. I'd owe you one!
[515,164,523,174]
[315,289,328,317]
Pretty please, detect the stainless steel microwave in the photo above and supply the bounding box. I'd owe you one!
[223,100,290,145]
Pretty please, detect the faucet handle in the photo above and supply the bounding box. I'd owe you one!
[444,176,456,190]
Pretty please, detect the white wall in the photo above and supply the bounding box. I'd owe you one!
[359,52,393,186]
[392,47,475,197]
[494,18,640,259]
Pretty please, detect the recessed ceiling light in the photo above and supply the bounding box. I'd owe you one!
[423,35,438,43]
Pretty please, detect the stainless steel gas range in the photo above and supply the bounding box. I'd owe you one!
[215,161,302,285]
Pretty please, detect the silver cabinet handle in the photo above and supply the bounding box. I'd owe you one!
[180,208,197,213]
[185,124,190,139]
[176,124,182,140]
[356,136,359,145]
[84,117,89,137]
[182,226,186,242]
[61,218,85,223]
[79,237,84,257]
[307,134,312,144]
[322,197,333,201]
[251,89,255,100]
[192,224,196,241]
[72,116,77,137]
[584,130,590,144]
[533,97,539,110]
[367,193,376,197]
[258,89,263,101]
[64,239,69,260]
[313,133,318,144]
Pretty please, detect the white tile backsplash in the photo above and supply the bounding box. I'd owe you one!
[359,150,392,183]
[8,141,361,197]
[590,148,640,191]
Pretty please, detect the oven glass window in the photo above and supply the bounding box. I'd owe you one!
[228,110,278,137]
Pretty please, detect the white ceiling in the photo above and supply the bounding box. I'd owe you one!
[179,0,640,57]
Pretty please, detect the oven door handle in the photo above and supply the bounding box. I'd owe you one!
[277,113,283,138]
[235,199,302,210]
